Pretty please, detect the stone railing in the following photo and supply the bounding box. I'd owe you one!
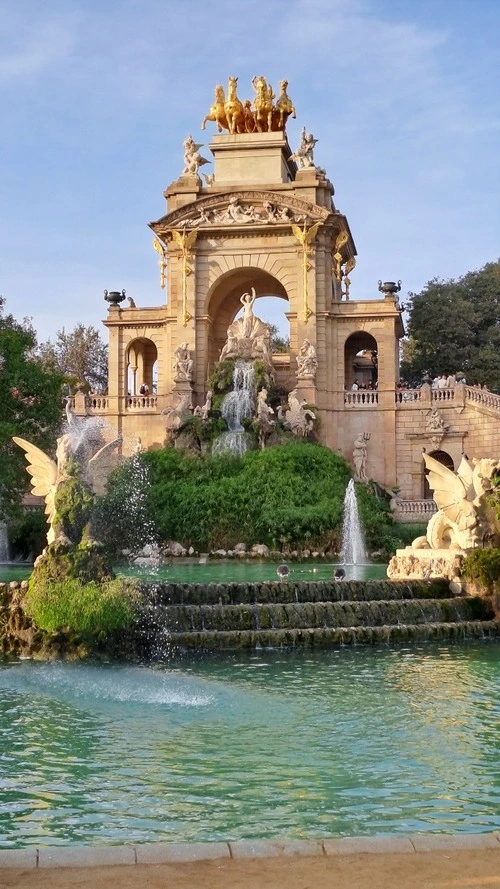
[344,390,378,407]
[85,396,110,411]
[464,385,500,414]
[391,499,437,522]
[394,388,422,404]
[431,387,455,403]
[125,395,158,410]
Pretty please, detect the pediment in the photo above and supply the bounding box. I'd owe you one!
[150,190,331,237]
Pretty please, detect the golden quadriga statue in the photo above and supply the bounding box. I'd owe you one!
[387,452,500,582]
[201,76,296,134]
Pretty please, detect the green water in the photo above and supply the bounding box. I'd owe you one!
[120,560,388,583]
[1,643,499,848]
[0,560,388,584]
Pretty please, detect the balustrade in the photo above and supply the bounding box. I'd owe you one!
[394,389,421,405]
[464,385,500,413]
[392,499,437,521]
[344,390,378,406]
[431,388,455,403]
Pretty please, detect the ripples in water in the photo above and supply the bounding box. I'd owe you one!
[1,643,500,847]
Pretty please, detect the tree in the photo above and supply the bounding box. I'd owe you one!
[400,260,500,390]
[0,298,63,517]
[38,324,108,393]
[268,323,290,353]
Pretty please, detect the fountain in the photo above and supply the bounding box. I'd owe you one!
[0,521,10,562]
[340,478,367,565]
[212,361,255,455]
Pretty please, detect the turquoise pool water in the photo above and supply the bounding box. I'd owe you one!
[0,560,388,584]
[1,643,499,848]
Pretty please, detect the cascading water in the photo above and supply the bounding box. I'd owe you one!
[212,361,255,456]
[0,522,10,562]
[340,478,367,565]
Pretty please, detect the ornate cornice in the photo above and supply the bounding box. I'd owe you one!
[150,190,331,238]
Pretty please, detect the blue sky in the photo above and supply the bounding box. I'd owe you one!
[1,0,499,342]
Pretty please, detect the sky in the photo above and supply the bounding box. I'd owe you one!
[1,0,499,343]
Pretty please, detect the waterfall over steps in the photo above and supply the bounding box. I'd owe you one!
[133,579,499,655]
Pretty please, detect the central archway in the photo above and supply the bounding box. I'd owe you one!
[206,268,290,370]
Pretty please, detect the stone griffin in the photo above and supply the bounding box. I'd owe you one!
[412,453,500,552]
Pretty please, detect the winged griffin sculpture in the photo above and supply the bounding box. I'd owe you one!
[413,453,500,552]
[13,401,122,545]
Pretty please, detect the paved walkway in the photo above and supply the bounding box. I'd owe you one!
[1,834,500,889]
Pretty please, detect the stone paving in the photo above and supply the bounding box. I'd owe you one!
[1,834,499,870]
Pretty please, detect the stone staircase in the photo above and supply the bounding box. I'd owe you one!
[138,579,500,653]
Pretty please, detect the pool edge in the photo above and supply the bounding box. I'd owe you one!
[1,833,500,869]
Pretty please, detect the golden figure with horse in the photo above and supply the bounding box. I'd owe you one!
[201,76,295,135]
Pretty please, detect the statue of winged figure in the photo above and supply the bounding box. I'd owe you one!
[412,453,500,551]
[13,407,122,545]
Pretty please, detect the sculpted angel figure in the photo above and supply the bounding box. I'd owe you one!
[13,403,122,545]
[289,127,318,169]
[182,135,210,177]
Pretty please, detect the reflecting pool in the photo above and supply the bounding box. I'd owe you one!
[1,643,500,848]
[0,561,388,585]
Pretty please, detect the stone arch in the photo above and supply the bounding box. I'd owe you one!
[126,337,158,396]
[423,449,454,499]
[344,332,378,390]
[204,267,291,368]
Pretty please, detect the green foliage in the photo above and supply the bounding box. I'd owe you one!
[99,441,398,554]
[24,575,139,634]
[401,260,500,389]
[208,359,236,396]
[54,473,95,543]
[93,454,157,554]
[0,297,64,517]
[31,540,115,584]
[37,323,108,393]
[8,508,46,560]
[462,549,500,591]
[176,415,229,451]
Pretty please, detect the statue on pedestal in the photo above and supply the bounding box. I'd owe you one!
[353,432,370,483]
[296,339,318,380]
[219,288,273,367]
[173,343,194,382]
[181,135,209,177]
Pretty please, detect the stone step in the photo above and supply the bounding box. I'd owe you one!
[161,620,500,651]
[142,578,452,607]
[159,597,493,633]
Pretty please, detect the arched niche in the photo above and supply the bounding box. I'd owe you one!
[126,337,158,396]
[205,268,289,368]
[423,449,454,499]
[344,332,378,390]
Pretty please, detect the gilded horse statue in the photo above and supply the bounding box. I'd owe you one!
[252,75,274,132]
[273,79,296,130]
[201,84,228,132]
[224,76,245,134]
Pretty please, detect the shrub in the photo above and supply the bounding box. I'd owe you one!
[97,440,399,554]
[8,508,46,560]
[24,575,140,635]
[462,549,500,592]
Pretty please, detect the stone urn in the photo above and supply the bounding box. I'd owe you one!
[378,280,402,296]
[104,289,126,306]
